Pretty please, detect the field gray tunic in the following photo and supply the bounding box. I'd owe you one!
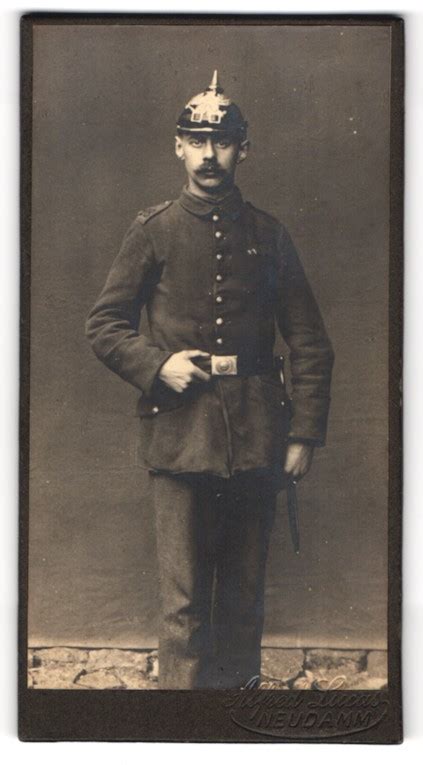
[86,185,334,479]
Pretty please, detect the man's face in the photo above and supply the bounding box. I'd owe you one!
[175,131,249,195]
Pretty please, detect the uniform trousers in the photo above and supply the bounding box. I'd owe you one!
[151,470,277,689]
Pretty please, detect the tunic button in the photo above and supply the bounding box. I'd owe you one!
[216,253,223,260]
[215,231,223,239]
[216,337,223,345]
[281,401,285,407]
[212,214,220,222]
[152,406,159,414]
[216,274,223,282]
[216,317,223,326]
[216,295,223,303]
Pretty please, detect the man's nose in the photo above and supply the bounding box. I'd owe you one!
[202,139,216,160]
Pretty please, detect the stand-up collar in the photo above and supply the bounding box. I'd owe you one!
[178,185,244,220]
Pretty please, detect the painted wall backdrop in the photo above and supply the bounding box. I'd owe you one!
[28,22,391,649]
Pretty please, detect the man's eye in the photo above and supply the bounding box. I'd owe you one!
[216,141,230,148]
[190,139,203,147]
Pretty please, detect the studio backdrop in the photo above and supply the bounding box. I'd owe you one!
[28,22,391,650]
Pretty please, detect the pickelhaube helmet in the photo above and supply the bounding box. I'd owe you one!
[177,70,247,138]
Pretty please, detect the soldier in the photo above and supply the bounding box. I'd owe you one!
[86,71,334,690]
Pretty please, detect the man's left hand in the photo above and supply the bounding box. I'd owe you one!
[283,442,314,482]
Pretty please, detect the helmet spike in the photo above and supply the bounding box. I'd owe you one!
[208,70,222,93]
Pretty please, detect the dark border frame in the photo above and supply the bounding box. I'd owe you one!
[18,13,403,743]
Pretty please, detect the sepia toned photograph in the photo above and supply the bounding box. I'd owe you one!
[19,15,402,742]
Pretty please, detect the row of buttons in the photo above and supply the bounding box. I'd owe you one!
[215,239,223,345]
[213,212,225,346]
[152,212,221,412]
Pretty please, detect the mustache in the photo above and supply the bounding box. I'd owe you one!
[196,163,225,176]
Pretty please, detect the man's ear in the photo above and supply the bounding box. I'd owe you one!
[175,135,185,160]
[236,139,250,165]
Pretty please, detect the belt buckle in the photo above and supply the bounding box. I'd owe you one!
[211,354,238,376]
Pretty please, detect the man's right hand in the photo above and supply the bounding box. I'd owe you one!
[158,350,211,393]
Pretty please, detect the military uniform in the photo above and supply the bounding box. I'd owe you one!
[86,73,334,689]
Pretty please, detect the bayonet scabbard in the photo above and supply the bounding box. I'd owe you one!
[286,481,300,554]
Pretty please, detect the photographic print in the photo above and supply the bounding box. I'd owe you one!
[19,15,403,742]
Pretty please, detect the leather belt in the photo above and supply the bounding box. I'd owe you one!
[194,354,284,378]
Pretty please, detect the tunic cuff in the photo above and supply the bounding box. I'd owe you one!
[287,396,332,447]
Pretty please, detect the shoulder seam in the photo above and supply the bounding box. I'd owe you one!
[245,201,281,226]
[136,200,174,225]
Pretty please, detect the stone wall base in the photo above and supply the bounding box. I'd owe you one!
[27,646,388,690]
